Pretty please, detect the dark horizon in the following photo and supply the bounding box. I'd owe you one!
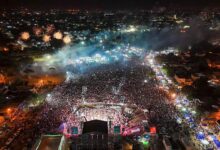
[1,0,220,10]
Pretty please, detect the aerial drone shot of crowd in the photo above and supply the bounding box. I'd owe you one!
[29,62,180,137]
[1,4,220,149]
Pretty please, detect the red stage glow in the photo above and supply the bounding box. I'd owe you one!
[150,127,156,134]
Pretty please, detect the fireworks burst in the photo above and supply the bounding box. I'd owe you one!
[33,27,42,36]
[63,35,72,44]
[43,34,51,43]
[20,32,30,41]
[53,31,63,40]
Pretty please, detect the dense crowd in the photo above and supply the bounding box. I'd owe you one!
[38,64,181,135]
[3,63,182,149]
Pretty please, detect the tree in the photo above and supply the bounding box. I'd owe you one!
[162,66,174,77]
[181,85,195,99]
[213,86,220,98]
[148,71,156,78]
[192,77,213,98]
[193,77,208,89]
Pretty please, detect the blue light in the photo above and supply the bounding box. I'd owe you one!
[196,132,205,140]
[214,139,220,148]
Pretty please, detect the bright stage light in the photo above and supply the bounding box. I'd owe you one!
[6,108,12,113]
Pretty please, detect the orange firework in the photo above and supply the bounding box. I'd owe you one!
[63,35,72,44]
[33,26,42,36]
[46,24,55,33]
[20,32,30,41]
[53,31,63,40]
[3,47,9,52]
[43,34,51,42]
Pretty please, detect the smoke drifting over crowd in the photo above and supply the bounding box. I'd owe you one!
[33,43,145,77]
[29,21,217,77]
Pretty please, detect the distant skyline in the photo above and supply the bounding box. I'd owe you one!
[0,0,220,9]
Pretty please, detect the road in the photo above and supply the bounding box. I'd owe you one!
[146,51,220,150]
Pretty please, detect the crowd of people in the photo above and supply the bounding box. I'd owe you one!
[2,62,183,149]
[37,63,181,136]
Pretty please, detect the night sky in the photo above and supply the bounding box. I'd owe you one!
[0,0,220,9]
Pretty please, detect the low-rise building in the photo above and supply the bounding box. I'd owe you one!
[174,74,193,86]
[207,59,220,69]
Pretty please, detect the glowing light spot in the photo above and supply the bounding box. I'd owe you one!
[177,117,182,124]
[124,25,137,33]
[53,31,63,40]
[20,32,30,40]
[43,35,51,43]
[3,47,9,52]
[46,55,52,59]
[192,110,196,115]
[7,108,12,113]
[63,35,72,44]
[171,93,177,99]
[201,139,209,145]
